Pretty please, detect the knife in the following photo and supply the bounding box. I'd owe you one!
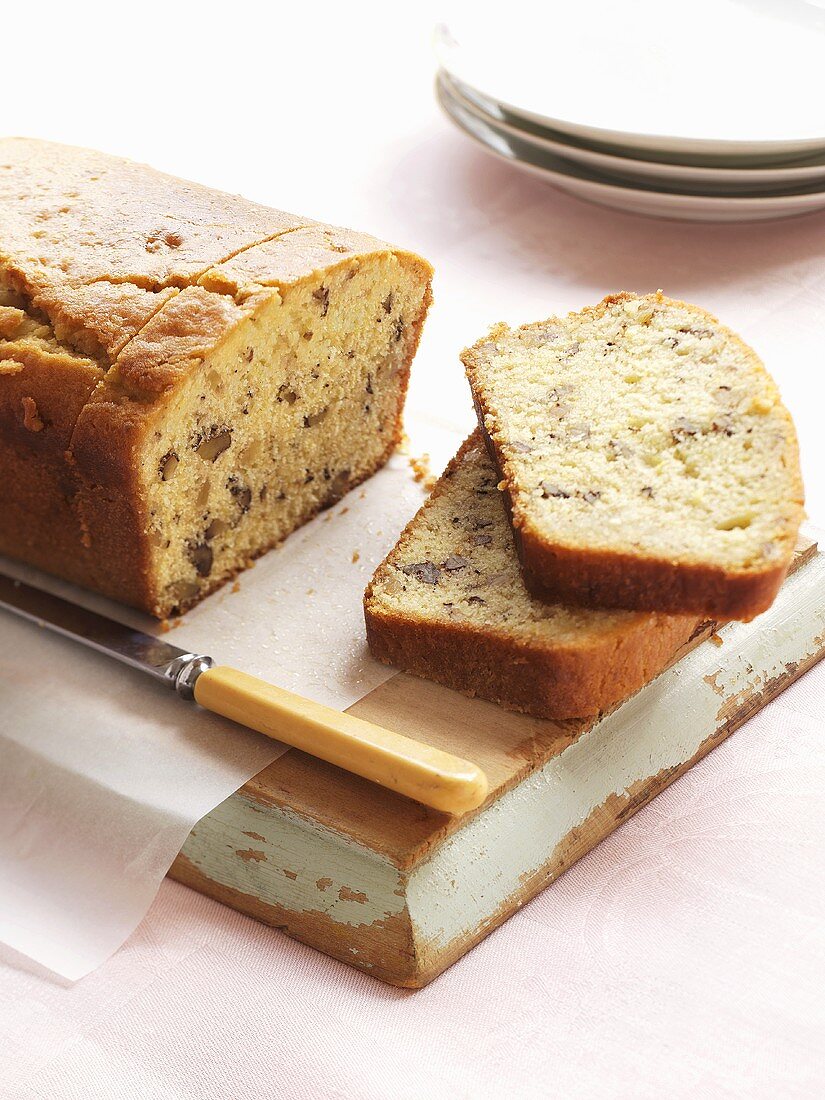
[0,573,488,815]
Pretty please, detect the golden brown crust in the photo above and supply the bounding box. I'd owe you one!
[197,225,398,298]
[0,139,433,614]
[365,603,697,719]
[515,522,790,622]
[0,344,104,582]
[34,281,181,362]
[463,291,804,622]
[364,434,698,719]
[0,137,314,362]
[104,286,248,400]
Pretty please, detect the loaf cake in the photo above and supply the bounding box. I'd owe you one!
[0,138,432,616]
[462,292,803,620]
[364,432,698,718]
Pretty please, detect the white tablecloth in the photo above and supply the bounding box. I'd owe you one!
[3,2,825,1096]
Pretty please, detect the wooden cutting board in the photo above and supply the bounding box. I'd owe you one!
[170,536,825,987]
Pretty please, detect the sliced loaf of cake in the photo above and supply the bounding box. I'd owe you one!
[0,138,432,616]
[364,432,697,719]
[462,292,804,621]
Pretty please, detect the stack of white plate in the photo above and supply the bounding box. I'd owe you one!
[435,2,825,223]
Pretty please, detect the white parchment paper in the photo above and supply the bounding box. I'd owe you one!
[0,451,429,981]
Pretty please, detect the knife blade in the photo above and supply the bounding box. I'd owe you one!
[0,572,488,814]
[0,571,211,695]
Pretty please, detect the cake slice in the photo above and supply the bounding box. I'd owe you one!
[462,292,804,621]
[364,433,697,719]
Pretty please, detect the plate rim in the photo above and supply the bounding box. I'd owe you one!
[439,71,825,187]
[435,22,825,158]
[437,78,825,216]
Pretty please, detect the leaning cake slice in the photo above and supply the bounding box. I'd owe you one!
[462,292,804,621]
[364,432,697,719]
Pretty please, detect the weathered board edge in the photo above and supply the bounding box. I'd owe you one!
[403,639,825,987]
[170,546,825,986]
[169,638,825,987]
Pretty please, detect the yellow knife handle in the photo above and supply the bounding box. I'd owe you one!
[193,665,488,815]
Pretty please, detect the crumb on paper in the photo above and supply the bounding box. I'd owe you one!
[340,506,349,515]
[409,451,436,491]
[710,632,724,647]
[352,550,360,563]
[359,490,367,499]
[397,431,411,456]
[159,619,171,634]
[231,580,241,594]
[306,588,315,596]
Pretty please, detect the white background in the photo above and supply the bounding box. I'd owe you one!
[2,1,825,1097]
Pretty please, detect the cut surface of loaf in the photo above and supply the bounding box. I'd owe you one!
[364,432,698,719]
[0,139,432,616]
[462,292,804,620]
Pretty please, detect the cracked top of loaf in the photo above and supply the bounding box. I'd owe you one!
[0,137,309,361]
[0,138,430,395]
